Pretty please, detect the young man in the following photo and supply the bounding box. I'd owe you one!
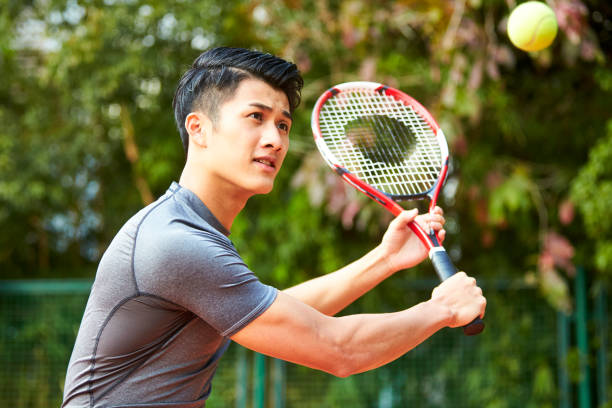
[62,47,486,408]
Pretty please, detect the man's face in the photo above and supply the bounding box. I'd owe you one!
[199,78,292,197]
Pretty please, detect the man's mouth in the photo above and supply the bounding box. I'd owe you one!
[254,158,275,168]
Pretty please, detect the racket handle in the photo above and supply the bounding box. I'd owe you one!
[429,247,457,280]
[429,248,485,336]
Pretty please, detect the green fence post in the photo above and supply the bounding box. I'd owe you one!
[253,353,266,408]
[236,346,248,408]
[595,285,608,406]
[272,358,285,408]
[575,267,591,408]
[557,310,571,408]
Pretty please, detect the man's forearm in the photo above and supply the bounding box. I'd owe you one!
[282,245,393,316]
[329,299,452,376]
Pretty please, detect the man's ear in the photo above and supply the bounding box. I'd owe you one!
[185,112,212,148]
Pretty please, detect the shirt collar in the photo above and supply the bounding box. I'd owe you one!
[168,181,230,236]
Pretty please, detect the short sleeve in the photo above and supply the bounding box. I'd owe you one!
[135,226,277,337]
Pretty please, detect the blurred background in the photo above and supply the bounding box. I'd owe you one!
[0,0,610,406]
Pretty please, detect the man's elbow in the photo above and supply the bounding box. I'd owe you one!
[329,364,354,378]
[322,343,359,378]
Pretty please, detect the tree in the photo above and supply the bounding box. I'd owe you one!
[1,0,610,303]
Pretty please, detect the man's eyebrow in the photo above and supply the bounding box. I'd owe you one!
[248,102,292,121]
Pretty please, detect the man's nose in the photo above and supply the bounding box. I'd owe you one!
[261,122,284,150]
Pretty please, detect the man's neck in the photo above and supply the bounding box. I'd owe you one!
[178,162,249,232]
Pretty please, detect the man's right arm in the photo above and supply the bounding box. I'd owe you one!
[231,272,485,377]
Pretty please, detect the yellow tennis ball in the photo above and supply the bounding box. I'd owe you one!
[507,1,558,52]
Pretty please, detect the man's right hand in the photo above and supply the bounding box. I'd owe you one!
[429,271,486,328]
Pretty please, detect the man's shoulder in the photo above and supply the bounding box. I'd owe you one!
[100,186,239,280]
[131,192,237,268]
[138,192,229,247]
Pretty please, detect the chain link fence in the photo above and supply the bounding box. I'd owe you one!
[0,278,608,407]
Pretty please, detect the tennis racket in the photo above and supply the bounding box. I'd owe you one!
[311,81,484,336]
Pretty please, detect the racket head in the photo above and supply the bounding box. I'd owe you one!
[311,81,449,202]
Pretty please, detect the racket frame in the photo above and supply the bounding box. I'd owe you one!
[311,81,450,252]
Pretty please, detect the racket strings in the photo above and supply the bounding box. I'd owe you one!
[318,89,442,197]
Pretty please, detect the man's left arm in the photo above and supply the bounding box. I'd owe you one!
[283,207,445,316]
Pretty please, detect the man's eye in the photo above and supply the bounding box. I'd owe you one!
[249,112,263,121]
[278,123,290,132]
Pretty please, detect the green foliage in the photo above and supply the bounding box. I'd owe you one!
[571,119,612,274]
[488,167,534,225]
[1,0,609,292]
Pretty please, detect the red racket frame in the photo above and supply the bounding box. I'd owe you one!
[311,82,449,251]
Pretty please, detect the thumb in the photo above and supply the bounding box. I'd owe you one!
[395,208,418,226]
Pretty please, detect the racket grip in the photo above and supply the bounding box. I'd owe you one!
[429,248,485,336]
[429,248,458,280]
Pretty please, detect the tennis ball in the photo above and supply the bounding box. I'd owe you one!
[507,1,558,52]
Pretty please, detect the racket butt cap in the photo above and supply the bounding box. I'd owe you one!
[463,317,485,336]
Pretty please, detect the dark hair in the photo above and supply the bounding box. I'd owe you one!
[172,47,304,155]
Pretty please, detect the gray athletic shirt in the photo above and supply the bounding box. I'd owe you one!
[62,182,278,408]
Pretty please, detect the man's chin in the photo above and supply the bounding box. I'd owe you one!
[254,184,274,195]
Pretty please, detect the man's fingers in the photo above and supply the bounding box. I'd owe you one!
[434,272,486,326]
[428,221,444,231]
[480,296,487,319]
[431,206,444,216]
[396,209,419,225]
[414,210,445,231]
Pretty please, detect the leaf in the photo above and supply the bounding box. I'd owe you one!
[488,169,533,226]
